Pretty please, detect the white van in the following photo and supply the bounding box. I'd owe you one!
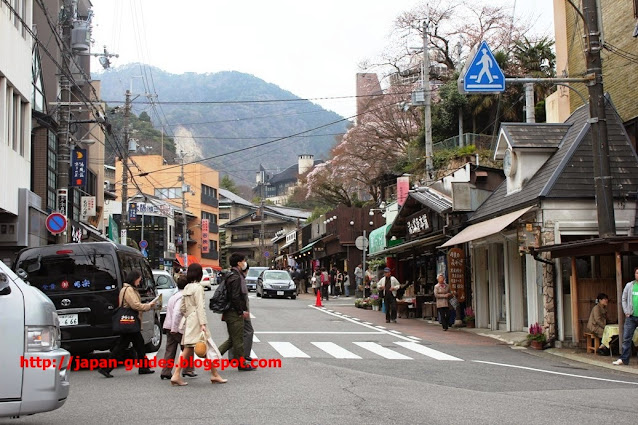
[0,260,70,418]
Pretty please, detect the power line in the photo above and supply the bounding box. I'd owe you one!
[103,91,413,105]
[137,101,396,178]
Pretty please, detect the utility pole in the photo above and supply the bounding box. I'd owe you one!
[259,199,265,266]
[120,89,131,245]
[422,19,433,177]
[582,0,615,238]
[180,154,188,270]
[56,0,74,244]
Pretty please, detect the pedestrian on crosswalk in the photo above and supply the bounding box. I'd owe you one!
[434,274,453,331]
[377,267,400,323]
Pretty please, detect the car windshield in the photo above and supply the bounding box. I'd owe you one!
[246,268,265,278]
[264,271,290,280]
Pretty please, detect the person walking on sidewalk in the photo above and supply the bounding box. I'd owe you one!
[377,267,400,323]
[434,274,452,331]
[613,268,638,365]
[218,253,254,371]
[98,271,156,378]
[321,267,330,301]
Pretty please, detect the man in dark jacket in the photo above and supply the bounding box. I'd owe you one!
[218,253,254,371]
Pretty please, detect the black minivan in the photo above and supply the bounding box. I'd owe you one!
[14,242,162,355]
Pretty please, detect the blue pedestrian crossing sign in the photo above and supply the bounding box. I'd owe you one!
[463,41,505,93]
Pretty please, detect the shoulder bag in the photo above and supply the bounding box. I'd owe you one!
[112,287,141,334]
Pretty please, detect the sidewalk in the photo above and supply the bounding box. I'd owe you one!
[301,293,638,375]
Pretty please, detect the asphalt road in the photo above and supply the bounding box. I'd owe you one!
[5,291,638,425]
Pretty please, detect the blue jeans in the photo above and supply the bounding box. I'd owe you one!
[619,315,638,364]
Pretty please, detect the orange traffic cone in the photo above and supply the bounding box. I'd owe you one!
[315,289,323,307]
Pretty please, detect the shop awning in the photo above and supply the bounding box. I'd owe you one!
[175,255,200,267]
[368,224,392,255]
[368,232,445,258]
[440,206,533,248]
[201,263,222,271]
[299,240,319,254]
[280,239,296,251]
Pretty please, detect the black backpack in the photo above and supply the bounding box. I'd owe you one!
[209,271,232,313]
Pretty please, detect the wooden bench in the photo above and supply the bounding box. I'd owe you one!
[584,332,601,354]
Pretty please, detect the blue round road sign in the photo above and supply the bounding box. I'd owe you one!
[46,213,67,234]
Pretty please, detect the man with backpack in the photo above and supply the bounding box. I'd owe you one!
[216,253,254,371]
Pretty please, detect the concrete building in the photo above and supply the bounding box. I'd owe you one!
[114,154,221,270]
[253,154,321,205]
[0,1,41,263]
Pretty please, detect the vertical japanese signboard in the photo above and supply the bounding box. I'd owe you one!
[447,248,466,302]
[80,196,96,221]
[71,148,87,187]
[397,175,410,206]
[201,219,210,253]
[57,188,68,217]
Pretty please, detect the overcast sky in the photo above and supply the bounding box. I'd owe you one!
[90,0,555,119]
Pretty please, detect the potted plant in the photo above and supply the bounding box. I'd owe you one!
[463,307,475,328]
[370,294,380,311]
[527,322,547,350]
[354,298,363,308]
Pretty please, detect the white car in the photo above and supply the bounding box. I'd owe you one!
[152,270,179,323]
[200,267,216,291]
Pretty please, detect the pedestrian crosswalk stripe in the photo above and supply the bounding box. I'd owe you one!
[353,342,412,360]
[407,336,421,341]
[250,312,256,319]
[394,341,463,361]
[269,342,310,358]
[253,334,260,343]
[311,342,362,359]
[389,330,401,334]
[250,350,258,359]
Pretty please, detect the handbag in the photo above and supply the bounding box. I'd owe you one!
[195,331,207,357]
[112,287,141,334]
[449,295,459,309]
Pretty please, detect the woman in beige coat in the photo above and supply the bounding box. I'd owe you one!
[171,263,226,386]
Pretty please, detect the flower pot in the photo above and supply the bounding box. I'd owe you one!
[465,319,475,328]
[372,305,379,311]
[530,340,544,350]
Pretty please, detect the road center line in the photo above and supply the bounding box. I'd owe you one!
[309,305,417,342]
[472,360,638,386]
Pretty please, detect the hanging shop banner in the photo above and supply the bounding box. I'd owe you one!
[397,176,410,206]
[57,188,68,217]
[447,248,466,302]
[81,196,96,220]
[201,219,210,253]
[71,148,87,187]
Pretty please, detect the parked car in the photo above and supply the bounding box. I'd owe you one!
[257,269,296,299]
[152,270,179,324]
[14,242,162,355]
[245,266,268,291]
[200,267,215,291]
[0,261,70,418]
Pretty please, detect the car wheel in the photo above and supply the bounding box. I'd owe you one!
[291,295,297,300]
[145,317,162,353]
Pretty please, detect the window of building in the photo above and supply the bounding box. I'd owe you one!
[202,211,217,223]
[211,240,218,251]
[202,184,217,198]
[32,44,45,113]
[219,212,230,220]
[155,187,183,199]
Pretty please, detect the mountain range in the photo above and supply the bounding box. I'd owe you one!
[94,64,349,186]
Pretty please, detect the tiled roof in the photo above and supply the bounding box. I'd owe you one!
[219,188,254,207]
[500,123,570,149]
[470,97,638,223]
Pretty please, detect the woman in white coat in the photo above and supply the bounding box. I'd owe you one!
[170,263,226,386]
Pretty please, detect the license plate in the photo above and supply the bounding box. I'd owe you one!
[277,291,284,296]
[59,314,79,326]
